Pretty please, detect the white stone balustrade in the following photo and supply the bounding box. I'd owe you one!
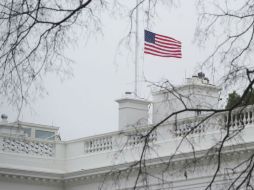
[125,128,157,146]
[1,107,254,159]
[174,118,207,137]
[0,136,55,157]
[1,106,254,175]
[84,136,113,153]
[83,128,157,154]
[221,106,254,129]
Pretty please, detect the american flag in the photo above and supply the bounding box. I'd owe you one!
[144,30,182,58]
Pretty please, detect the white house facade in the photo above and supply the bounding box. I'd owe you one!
[0,73,253,190]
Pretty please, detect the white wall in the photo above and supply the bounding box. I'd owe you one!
[152,83,220,124]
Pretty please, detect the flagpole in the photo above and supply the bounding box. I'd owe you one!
[134,0,139,97]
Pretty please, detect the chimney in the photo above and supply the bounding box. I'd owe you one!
[116,93,150,130]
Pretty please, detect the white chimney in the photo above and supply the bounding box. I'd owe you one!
[116,93,150,130]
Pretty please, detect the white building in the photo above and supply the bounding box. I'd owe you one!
[0,73,253,190]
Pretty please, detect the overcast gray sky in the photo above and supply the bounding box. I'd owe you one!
[0,1,212,140]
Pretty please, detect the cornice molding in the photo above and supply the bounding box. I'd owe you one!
[0,168,63,185]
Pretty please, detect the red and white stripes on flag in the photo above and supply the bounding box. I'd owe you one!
[144,30,182,58]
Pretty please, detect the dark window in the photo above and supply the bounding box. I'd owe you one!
[23,128,31,137]
[196,110,201,116]
[35,130,55,140]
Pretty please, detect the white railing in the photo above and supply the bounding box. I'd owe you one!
[83,127,158,154]
[221,106,254,129]
[174,118,207,137]
[173,106,254,137]
[125,128,157,146]
[0,136,55,157]
[1,106,254,157]
[82,119,209,154]
[84,136,113,153]
[81,106,254,154]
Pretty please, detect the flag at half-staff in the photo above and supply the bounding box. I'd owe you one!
[144,30,182,58]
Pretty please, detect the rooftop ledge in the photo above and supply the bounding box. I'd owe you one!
[0,106,253,175]
[0,121,60,130]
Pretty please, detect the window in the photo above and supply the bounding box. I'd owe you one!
[196,105,201,116]
[196,110,201,116]
[35,130,55,140]
[23,128,31,137]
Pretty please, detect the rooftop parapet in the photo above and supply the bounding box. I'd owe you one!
[152,72,221,124]
[1,106,254,174]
